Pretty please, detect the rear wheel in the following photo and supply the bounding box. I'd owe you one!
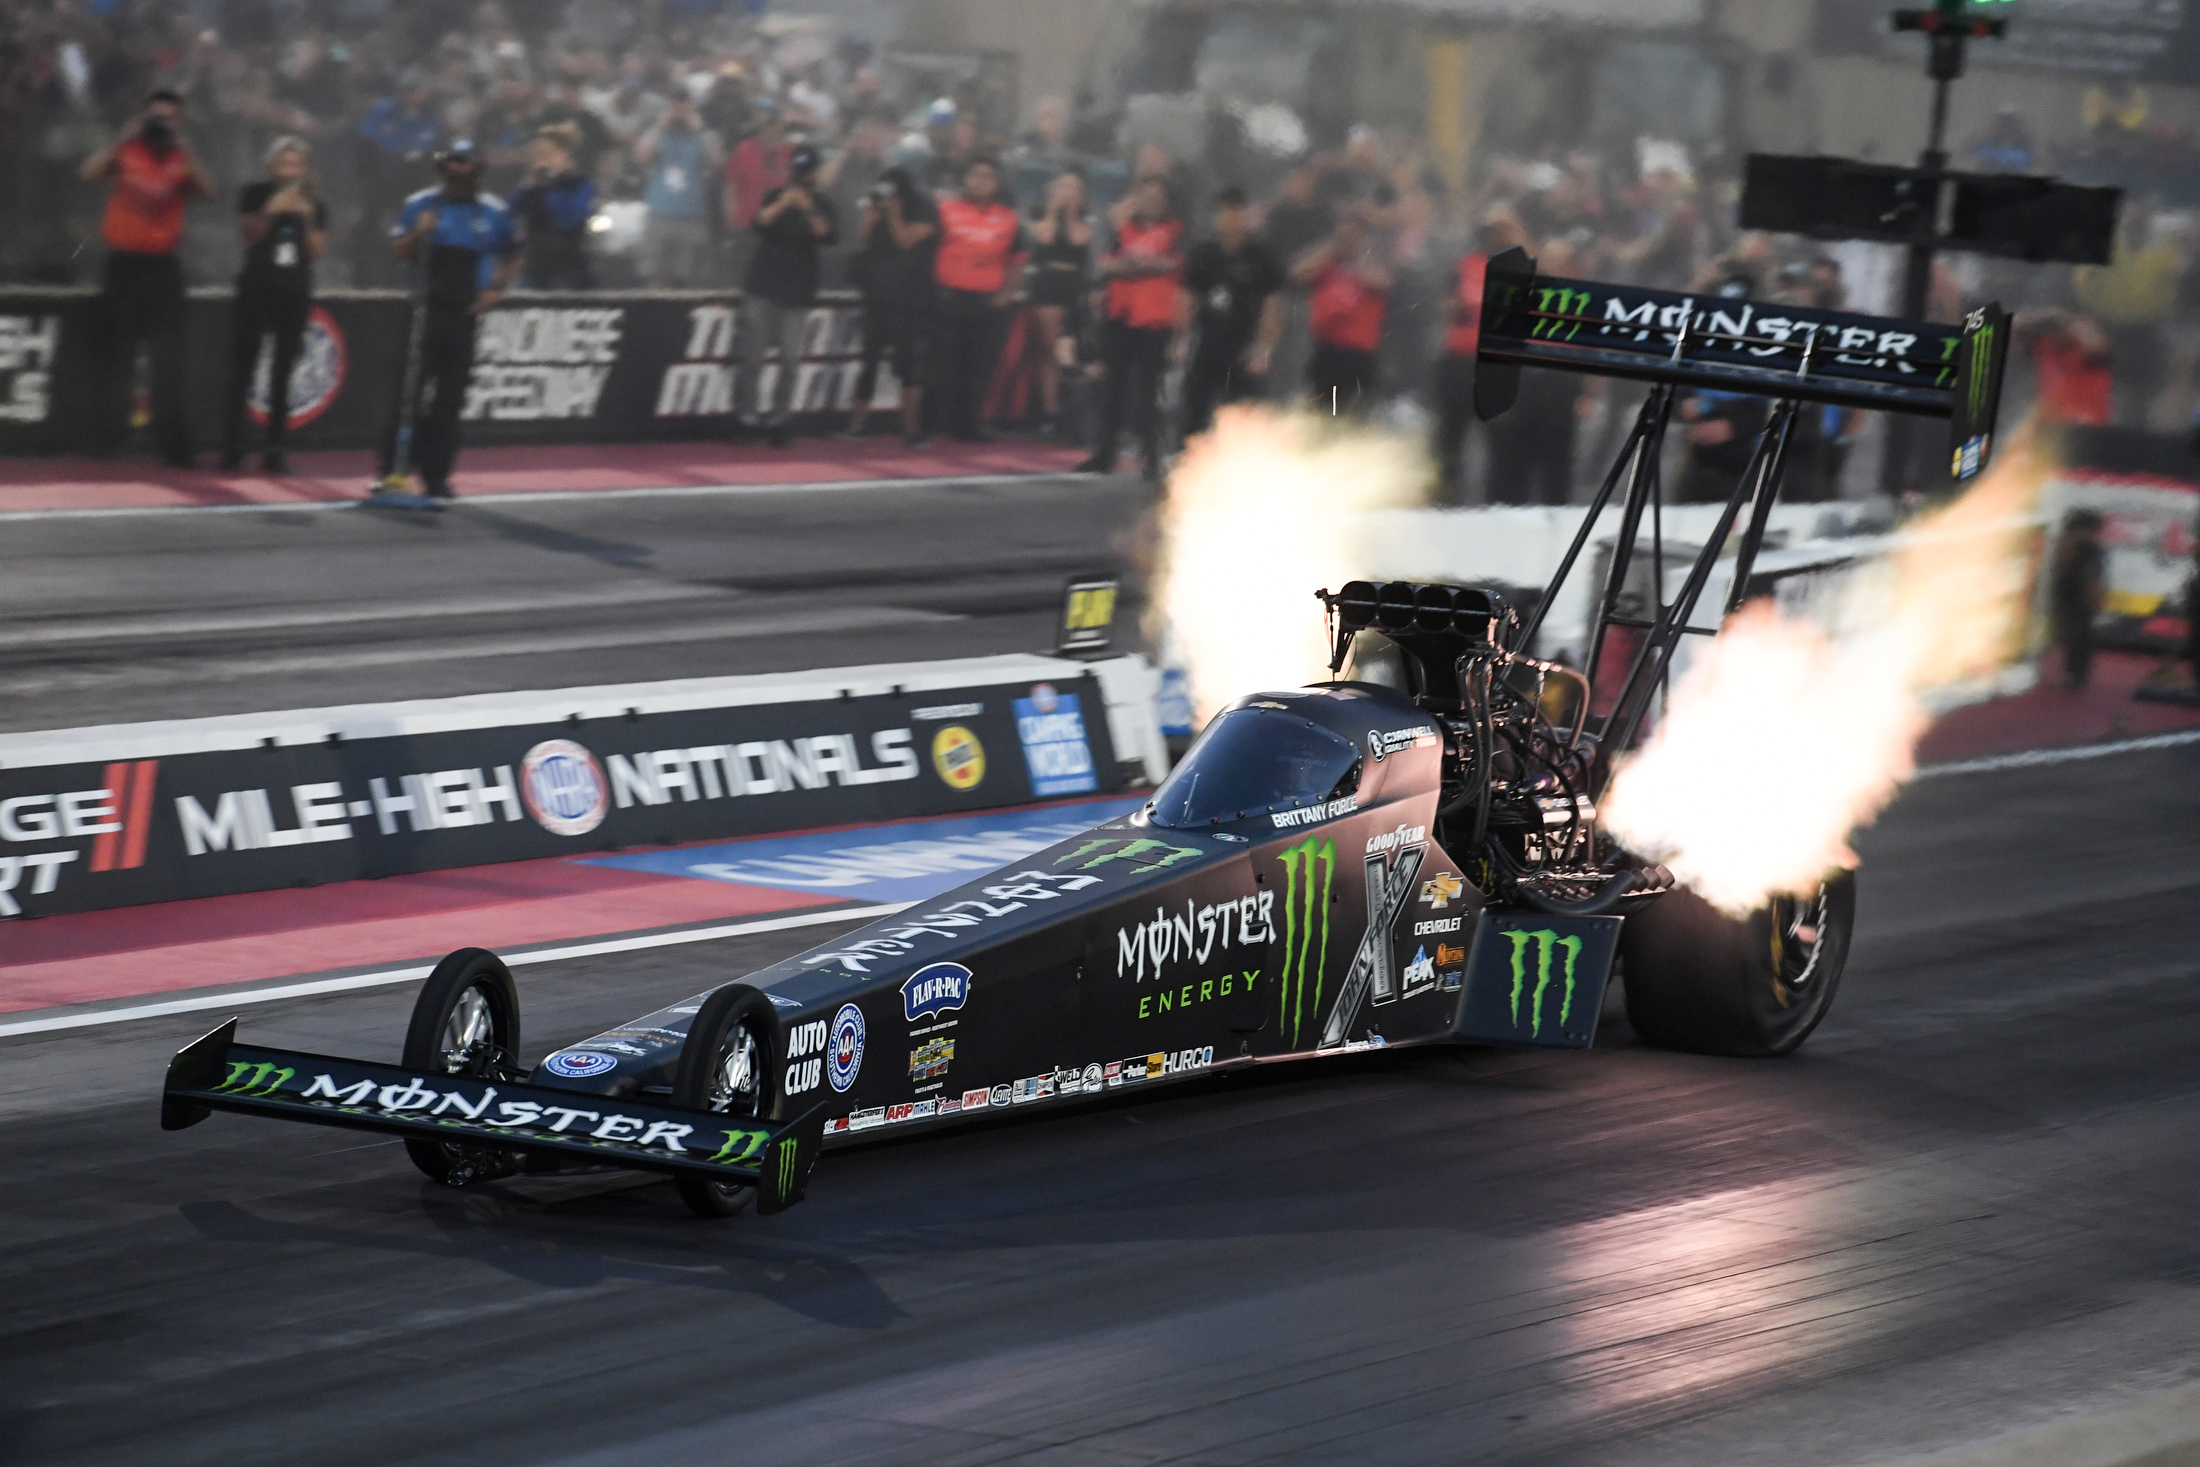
[399,948,523,1185]
[1620,871,1855,1057]
[670,986,779,1218]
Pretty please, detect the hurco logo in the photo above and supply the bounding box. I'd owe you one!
[1503,927,1584,1039]
[1276,836,1335,1047]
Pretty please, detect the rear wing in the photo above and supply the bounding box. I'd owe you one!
[1473,248,2009,480]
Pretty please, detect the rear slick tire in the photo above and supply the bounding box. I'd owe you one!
[399,948,522,1185]
[1619,871,1855,1057]
[670,985,781,1219]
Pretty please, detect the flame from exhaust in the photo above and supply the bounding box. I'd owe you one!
[1150,405,1428,722]
[1600,432,2048,915]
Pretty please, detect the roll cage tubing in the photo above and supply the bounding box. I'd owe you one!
[1470,247,2010,799]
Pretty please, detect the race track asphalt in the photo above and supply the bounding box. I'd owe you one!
[0,473,1154,732]
[3,743,2196,1465]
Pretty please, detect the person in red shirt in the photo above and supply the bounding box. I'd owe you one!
[1431,208,1528,499]
[723,100,791,280]
[929,157,1025,443]
[2023,309,2114,427]
[80,88,214,465]
[1075,176,1184,480]
[1292,204,1391,416]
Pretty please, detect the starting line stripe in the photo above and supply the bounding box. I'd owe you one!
[1915,727,2200,778]
[5,730,2194,1042]
[0,902,910,1041]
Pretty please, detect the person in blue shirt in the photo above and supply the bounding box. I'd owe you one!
[354,75,439,287]
[378,141,519,499]
[507,122,595,290]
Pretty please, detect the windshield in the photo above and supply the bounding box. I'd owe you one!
[1149,708,1362,828]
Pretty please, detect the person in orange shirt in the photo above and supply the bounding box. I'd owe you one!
[81,88,215,465]
[1431,208,1528,500]
[1292,203,1390,416]
[929,157,1026,443]
[1075,176,1184,480]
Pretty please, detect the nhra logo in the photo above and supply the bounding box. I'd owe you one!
[521,740,610,837]
[247,305,346,428]
[827,1003,865,1092]
[901,962,971,1023]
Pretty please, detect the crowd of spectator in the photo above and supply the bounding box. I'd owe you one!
[13,0,2200,495]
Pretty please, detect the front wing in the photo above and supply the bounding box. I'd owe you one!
[161,1020,827,1214]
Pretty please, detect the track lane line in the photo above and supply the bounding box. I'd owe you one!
[1915,727,2200,778]
[0,902,910,1039]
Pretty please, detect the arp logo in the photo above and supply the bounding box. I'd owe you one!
[1502,927,1584,1040]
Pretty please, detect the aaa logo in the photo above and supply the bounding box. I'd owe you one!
[1276,835,1336,1047]
[1503,927,1583,1039]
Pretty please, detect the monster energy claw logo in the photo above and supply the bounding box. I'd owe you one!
[212,1061,294,1098]
[1276,836,1336,1047]
[774,1138,798,1197]
[1967,318,1995,424]
[1531,286,1592,341]
[1054,837,1200,875]
[1503,928,1583,1039]
[706,1128,770,1166]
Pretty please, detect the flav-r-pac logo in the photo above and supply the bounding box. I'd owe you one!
[1502,927,1583,1039]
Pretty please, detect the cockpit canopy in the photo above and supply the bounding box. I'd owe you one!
[1148,704,1363,829]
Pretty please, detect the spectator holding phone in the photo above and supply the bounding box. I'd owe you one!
[844,165,937,446]
[509,122,596,290]
[81,87,215,465]
[220,136,325,474]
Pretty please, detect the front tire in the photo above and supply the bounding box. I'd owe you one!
[1620,871,1855,1057]
[670,986,781,1218]
[400,948,523,1185]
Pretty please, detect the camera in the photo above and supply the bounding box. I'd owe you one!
[869,181,898,205]
[140,115,175,149]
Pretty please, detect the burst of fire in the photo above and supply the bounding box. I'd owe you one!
[1150,405,1427,722]
[1600,432,2048,915]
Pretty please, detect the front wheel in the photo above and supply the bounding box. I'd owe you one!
[400,948,523,1185]
[670,986,781,1218]
[1619,871,1855,1057]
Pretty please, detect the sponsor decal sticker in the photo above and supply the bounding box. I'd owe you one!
[1271,796,1357,830]
[247,305,345,428]
[827,1003,865,1092]
[521,739,611,837]
[931,726,987,790]
[1366,823,1428,856]
[785,1017,830,1096]
[1414,917,1463,936]
[908,1036,954,1082]
[543,1050,617,1078]
[1104,1060,1122,1088]
[989,1083,1012,1107]
[937,1096,962,1115]
[1116,894,1275,984]
[885,1103,916,1124]
[849,1106,886,1131]
[913,702,983,721]
[1504,928,1584,1040]
[912,1099,937,1120]
[1013,685,1099,798]
[1420,872,1463,909]
[1366,725,1438,762]
[964,1087,993,1111]
[1081,1062,1105,1092]
[1436,942,1466,967]
[901,962,972,1023]
[1276,836,1336,1048]
[804,870,1105,974]
[1402,946,1435,999]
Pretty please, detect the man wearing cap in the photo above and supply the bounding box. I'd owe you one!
[739,142,838,445]
[379,141,519,499]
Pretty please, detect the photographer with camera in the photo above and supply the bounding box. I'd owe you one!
[508,122,596,290]
[81,87,215,466]
[740,142,838,446]
[844,166,937,446]
[219,136,326,474]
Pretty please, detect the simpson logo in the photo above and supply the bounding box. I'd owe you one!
[963,1087,992,1111]
[247,305,345,428]
[901,962,972,1023]
[1420,872,1463,909]
[931,726,986,791]
[542,1051,618,1078]
[827,1003,865,1092]
[521,740,610,837]
[1366,726,1436,762]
